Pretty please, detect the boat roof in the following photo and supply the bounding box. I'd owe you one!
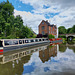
[0,38,47,41]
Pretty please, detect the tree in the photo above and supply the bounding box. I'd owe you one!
[67,28,72,33]
[0,14,6,34]
[72,25,75,33]
[58,26,66,34]
[0,1,34,39]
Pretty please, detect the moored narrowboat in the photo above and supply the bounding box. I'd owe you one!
[49,38,63,43]
[0,38,49,52]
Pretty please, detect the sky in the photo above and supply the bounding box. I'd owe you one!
[0,0,75,34]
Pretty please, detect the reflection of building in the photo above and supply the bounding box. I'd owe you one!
[38,20,57,38]
[39,45,57,63]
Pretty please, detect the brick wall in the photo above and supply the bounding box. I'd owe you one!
[39,20,48,35]
[38,20,57,37]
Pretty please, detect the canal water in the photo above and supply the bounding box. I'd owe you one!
[0,42,75,75]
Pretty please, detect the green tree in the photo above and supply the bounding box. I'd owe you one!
[0,0,34,39]
[67,28,72,33]
[58,26,66,34]
[19,26,34,38]
[72,25,75,33]
[0,14,6,35]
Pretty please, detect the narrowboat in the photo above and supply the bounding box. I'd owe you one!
[0,38,49,52]
[49,38,63,43]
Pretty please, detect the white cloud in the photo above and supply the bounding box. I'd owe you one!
[51,7,75,28]
[14,9,46,34]
[22,45,75,75]
[14,0,75,33]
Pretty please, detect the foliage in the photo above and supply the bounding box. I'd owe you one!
[66,28,72,33]
[32,35,37,38]
[58,26,66,34]
[43,34,48,38]
[59,44,67,52]
[48,34,55,39]
[59,25,75,35]
[0,0,34,39]
[58,35,66,38]
[66,25,75,34]
[72,25,75,33]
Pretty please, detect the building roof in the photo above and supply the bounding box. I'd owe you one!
[42,20,57,28]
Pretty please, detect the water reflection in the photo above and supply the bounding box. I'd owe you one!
[59,41,75,53]
[0,42,75,75]
[0,44,49,64]
[39,45,57,63]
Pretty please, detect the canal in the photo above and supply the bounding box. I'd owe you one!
[0,42,75,75]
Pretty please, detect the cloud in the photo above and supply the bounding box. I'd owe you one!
[22,45,75,75]
[14,0,75,33]
[14,9,46,34]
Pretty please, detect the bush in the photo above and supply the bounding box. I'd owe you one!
[36,34,43,38]
[48,34,55,39]
[32,35,37,38]
[58,35,66,38]
[43,34,48,38]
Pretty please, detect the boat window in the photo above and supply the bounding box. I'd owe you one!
[4,40,18,45]
[43,39,44,41]
[31,40,34,42]
[13,40,18,44]
[0,41,3,47]
[19,40,22,44]
[39,39,41,41]
[35,39,38,42]
[25,40,29,43]
[4,41,10,45]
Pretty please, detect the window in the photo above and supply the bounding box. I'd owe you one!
[51,27,52,30]
[19,40,22,44]
[42,22,44,24]
[49,31,50,33]
[42,26,45,30]
[35,39,38,42]
[42,31,45,35]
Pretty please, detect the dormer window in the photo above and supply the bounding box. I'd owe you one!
[42,22,44,24]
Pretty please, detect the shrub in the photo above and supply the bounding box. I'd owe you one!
[58,35,66,38]
[36,34,43,38]
[48,34,55,39]
[43,34,48,38]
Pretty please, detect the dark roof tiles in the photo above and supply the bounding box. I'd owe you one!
[42,20,57,28]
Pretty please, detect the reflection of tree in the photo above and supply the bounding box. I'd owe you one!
[0,55,30,75]
[68,46,75,53]
[66,41,75,53]
[39,45,57,63]
[59,44,67,52]
[67,41,74,45]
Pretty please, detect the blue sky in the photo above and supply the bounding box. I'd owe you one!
[0,0,75,33]
[0,0,34,12]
